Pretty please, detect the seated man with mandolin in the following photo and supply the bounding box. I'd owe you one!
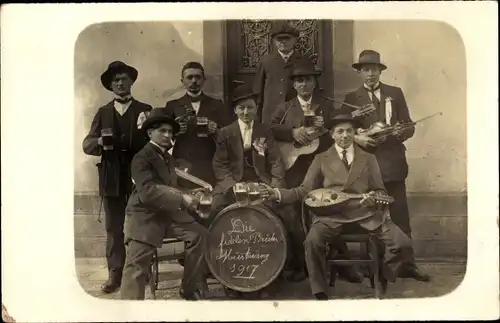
[265,113,413,300]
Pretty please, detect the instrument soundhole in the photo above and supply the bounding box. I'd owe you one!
[330,193,338,200]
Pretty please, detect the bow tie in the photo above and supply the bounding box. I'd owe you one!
[188,94,203,103]
[115,97,133,104]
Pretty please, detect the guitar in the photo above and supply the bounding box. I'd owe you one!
[304,188,395,217]
[278,104,376,170]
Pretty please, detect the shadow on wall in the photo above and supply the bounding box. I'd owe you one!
[74,21,204,192]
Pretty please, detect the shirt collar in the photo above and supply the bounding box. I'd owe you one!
[364,82,380,91]
[334,143,354,155]
[278,50,294,60]
[238,119,254,130]
[150,140,166,153]
[297,95,313,107]
[187,90,203,98]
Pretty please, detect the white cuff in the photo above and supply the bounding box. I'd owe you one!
[275,189,282,203]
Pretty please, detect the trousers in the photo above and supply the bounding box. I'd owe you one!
[304,217,412,295]
[120,220,209,300]
[103,195,128,276]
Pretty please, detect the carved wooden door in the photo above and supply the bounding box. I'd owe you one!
[224,19,333,104]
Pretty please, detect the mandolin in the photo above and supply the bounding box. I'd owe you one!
[278,104,377,170]
[304,188,394,217]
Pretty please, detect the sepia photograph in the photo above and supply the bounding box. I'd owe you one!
[74,19,467,301]
[2,2,498,322]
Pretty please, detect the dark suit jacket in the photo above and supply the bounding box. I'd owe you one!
[164,93,233,188]
[124,142,196,248]
[269,94,335,188]
[279,144,387,231]
[82,99,152,196]
[343,83,415,183]
[212,120,286,194]
[253,51,306,124]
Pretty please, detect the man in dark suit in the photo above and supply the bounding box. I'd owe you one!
[82,61,152,293]
[266,114,413,300]
[269,59,362,283]
[164,62,232,189]
[343,49,430,282]
[120,109,208,300]
[253,22,307,124]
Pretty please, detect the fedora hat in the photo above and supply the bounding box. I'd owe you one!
[141,108,180,134]
[289,58,321,79]
[329,113,361,130]
[232,84,258,105]
[100,61,139,91]
[270,22,299,38]
[352,50,387,71]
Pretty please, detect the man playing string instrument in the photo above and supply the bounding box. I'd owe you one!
[265,113,413,300]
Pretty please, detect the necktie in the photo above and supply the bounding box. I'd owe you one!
[367,85,380,110]
[341,149,350,169]
[189,94,202,103]
[243,124,252,150]
[114,96,133,104]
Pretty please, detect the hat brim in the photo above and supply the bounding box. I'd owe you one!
[289,71,321,79]
[352,62,387,71]
[329,118,362,130]
[232,93,258,105]
[142,115,180,134]
[101,65,139,91]
[271,31,299,38]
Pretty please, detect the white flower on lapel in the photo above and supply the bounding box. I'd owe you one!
[253,137,268,156]
[137,111,149,129]
[384,96,393,125]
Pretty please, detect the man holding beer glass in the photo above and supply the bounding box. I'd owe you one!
[269,59,362,283]
[82,61,152,294]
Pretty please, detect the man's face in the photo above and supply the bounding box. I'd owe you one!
[274,34,296,54]
[181,68,205,94]
[331,122,355,149]
[110,72,134,96]
[234,98,258,123]
[148,123,174,149]
[293,75,316,97]
[359,64,382,87]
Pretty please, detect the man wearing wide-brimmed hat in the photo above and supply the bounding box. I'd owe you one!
[266,113,413,300]
[82,61,152,293]
[269,58,363,283]
[343,49,430,282]
[253,21,311,124]
[120,108,208,300]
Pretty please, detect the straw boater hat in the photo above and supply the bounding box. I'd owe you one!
[141,108,180,134]
[288,58,321,79]
[270,22,299,38]
[352,50,387,71]
[100,61,139,91]
[232,84,258,105]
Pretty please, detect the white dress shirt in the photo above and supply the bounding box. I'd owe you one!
[278,50,294,62]
[238,119,254,150]
[297,95,313,111]
[334,143,354,165]
[150,140,166,154]
[364,82,381,101]
[114,100,132,116]
[187,91,202,114]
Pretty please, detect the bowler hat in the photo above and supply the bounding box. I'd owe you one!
[232,84,258,105]
[100,61,139,91]
[270,22,299,38]
[141,108,180,134]
[289,58,321,79]
[352,50,387,71]
[329,113,361,130]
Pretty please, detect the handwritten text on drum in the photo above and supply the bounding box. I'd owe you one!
[215,217,280,280]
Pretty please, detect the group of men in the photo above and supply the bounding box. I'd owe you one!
[83,22,429,301]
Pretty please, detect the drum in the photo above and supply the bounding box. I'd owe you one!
[205,203,288,293]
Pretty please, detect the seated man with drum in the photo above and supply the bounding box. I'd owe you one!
[265,113,412,300]
[121,108,208,300]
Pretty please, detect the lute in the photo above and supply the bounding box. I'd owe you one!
[278,104,377,170]
[304,188,394,217]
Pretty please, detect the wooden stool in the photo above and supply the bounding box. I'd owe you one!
[148,237,185,300]
[327,232,386,299]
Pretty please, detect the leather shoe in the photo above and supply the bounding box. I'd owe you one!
[314,292,329,300]
[398,267,431,282]
[179,289,204,300]
[101,277,121,294]
[337,267,363,283]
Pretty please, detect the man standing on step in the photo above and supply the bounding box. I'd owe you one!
[343,49,430,282]
[253,22,306,124]
[82,61,152,294]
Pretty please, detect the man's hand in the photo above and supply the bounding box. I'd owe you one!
[208,120,218,134]
[177,122,188,135]
[97,137,103,146]
[354,133,378,149]
[181,193,200,213]
[292,127,311,146]
[392,122,406,141]
[360,191,377,208]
